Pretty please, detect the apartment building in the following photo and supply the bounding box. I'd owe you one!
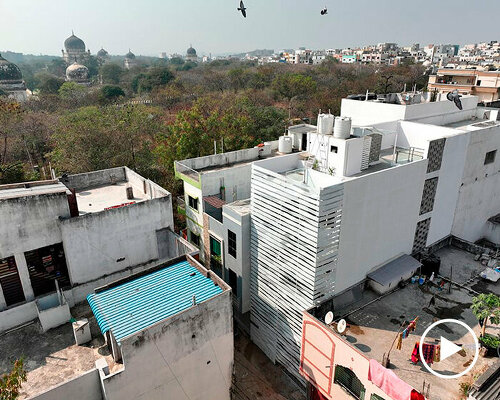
[251,93,500,381]
[175,92,500,383]
[0,167,188,333]
[174,143,284,322]
[428,68,500,104]
[3,254,232,400]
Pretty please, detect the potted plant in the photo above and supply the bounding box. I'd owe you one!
[479,334,500,357]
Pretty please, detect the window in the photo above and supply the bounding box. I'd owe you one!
[209,236,222,277]
[25,243,70,297]
[371,394,385,400]
[210,237,221,257]
[0,256,26,306]
[476,79,481,86]
[228,269,238,296]
[334,365,366,399]
[330,145,338,153]
[228,230,237,258]
[188,195,198,211]
[484,150,496,165]
[190,231,200,247]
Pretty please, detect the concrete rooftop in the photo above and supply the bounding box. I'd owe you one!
[224,199,251,215]
[312,246,500,400]
[0,180,69,200]
[76,181,149,214]
[0,303,111,399]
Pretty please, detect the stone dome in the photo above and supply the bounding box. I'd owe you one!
[0,54,23,82]
[125,50,136,59]
[187,46,197,56]
[66,62,89,82]
[64,33,86,51]
[97,48,109,58]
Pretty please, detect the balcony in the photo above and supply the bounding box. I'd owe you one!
[177,195,186,215]
[174,161,201,188]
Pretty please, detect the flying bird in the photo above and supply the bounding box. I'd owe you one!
[446,89,463,110]
[238,0,247,18]
[321,6,328,15]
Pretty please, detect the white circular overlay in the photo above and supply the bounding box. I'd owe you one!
[419,319,479,379]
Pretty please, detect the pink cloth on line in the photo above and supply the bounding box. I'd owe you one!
[368,359,413,400]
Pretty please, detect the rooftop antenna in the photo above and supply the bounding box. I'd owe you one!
[72,29,74,35]
[403,83,407,93]
[365,89,369,101]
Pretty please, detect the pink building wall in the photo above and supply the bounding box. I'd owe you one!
[300,312,409,400]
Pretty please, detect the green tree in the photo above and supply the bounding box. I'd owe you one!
[82,55,99,78]
[0,358,27,400]
[47,58,67,77]
[100,63,124,84]
[58,82,86,102]
[35,73,64,94]
[131,67,175,94]
[50,105,164,175]
[471,293,500,336]
[169,57,184,66]
[271,73,317,100]
[100,85,125,103]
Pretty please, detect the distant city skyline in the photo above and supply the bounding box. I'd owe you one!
[1,0,499,57]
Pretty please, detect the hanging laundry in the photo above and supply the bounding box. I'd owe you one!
[411,389,426,400]
[411,342,420,363]
[433,344,441,362]
[368,359,413,400]
[422,343,435,365]
[404,317,418,338]
[396,332,403,350]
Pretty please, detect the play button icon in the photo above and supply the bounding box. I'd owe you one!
[440,336,461,361]
[419,319,479,379]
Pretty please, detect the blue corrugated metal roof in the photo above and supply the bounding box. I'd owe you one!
[87,261,223,342]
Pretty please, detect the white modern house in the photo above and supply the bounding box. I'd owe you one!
[250,92,500,381]
[0,167,190,333]
[176,92,500,382]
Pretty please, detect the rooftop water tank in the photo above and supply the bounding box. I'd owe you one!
[317,113,334,135]
[334,117,352,139]
[278,136,293,154]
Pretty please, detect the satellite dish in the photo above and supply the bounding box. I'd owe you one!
[337,319,347,334]
[324,311,334,325]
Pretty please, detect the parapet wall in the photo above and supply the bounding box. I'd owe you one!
[61,167,126,191]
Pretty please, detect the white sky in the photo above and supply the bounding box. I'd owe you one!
[1,0,499,56]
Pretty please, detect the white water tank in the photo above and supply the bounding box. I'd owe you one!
[278,136,293,153]
[334,117,352,139]
[317,113,334,135]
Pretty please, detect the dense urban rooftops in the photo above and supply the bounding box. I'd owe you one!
[307,247,500,400]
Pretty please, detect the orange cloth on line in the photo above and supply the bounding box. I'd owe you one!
[396,333,403,350]
[433,345,440,362]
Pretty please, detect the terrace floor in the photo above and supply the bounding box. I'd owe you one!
[326,246,499,400]
[76,181,149,214]
[0,303,115,399]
